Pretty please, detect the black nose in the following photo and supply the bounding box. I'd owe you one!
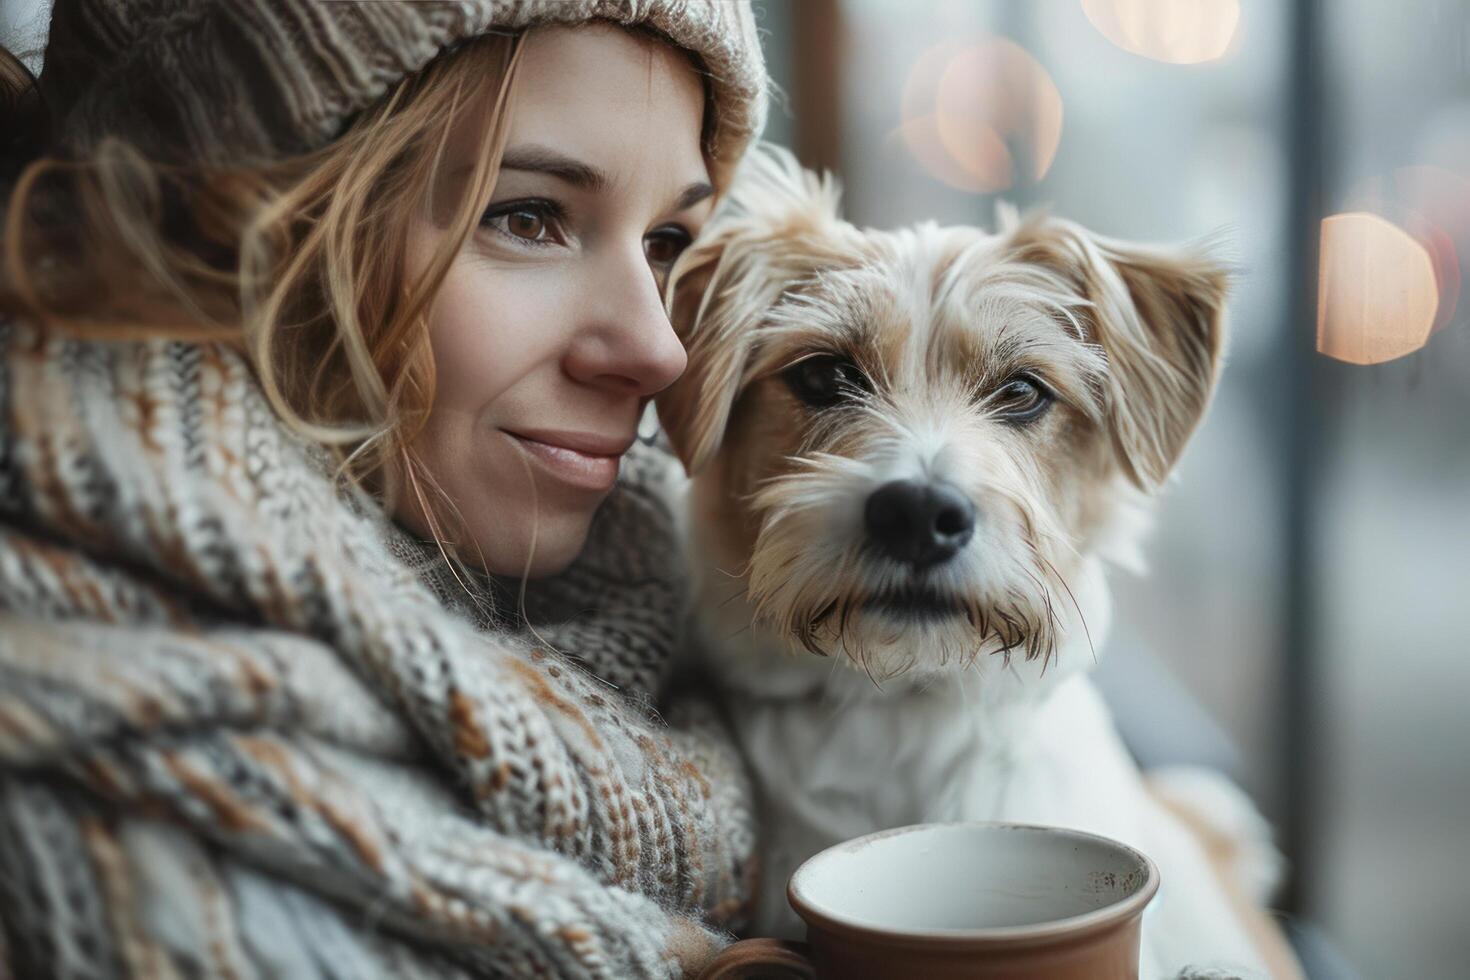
[863,479,976,569]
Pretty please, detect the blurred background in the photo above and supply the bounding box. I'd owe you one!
[5,1,1467,977]
[754,1,1469,978]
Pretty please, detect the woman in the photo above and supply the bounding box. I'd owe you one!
[0,2,766,978]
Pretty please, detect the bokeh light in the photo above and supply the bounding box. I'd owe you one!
[1346,165,1469,336]
[1082,0,1242,65]
[1317,213,1440,365]
[897,37,1063,194]
[1410,218,1460,336]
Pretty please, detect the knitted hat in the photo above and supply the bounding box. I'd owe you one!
[36,0,768,187]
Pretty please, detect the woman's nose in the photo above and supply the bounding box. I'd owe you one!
[563,245,688,397]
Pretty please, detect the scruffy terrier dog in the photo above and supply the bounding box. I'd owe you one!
[658,147,1286,979]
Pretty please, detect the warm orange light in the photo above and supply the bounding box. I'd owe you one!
[895,114,1012,194]
[1410,218,1460,335]
[1317,213,1440,365]
[1344,165,1467,336]
[898,38,1063,194]
[1082,0,1241,65]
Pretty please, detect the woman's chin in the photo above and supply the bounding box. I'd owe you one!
[470,509,594,579]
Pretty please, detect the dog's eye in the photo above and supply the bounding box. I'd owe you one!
[784,355,870,408]
[992,375,1053,423]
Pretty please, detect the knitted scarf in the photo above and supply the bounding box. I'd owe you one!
[0,320,757,979]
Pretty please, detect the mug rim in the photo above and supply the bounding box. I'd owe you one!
[785,821,1161,950]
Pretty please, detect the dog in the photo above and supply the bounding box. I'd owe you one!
[657,146,1289,979]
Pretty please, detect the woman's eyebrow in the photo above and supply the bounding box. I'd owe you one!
[672,181,715,212]
[498,143,713,213]
[500,144,609,192]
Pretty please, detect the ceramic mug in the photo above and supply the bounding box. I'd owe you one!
[698,822,1160,980]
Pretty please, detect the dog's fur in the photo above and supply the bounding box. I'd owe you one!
[658,146,1282,979]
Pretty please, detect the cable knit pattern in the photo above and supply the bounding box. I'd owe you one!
[0,320,758,979]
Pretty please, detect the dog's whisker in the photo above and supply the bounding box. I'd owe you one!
[717,582,751,609]
[723,622,753,642]
[811,596,838,626]
[995,606,1029,668]
[857,638,883,691]
[1038,552,1096,665]
[1019,566,1059,668]
[836,595,856,641]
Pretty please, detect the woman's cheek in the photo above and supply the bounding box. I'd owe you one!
[427,260,564,416]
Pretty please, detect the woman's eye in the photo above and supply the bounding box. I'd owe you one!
[992,375,1054,423]
[784,355,870,408]
[505,209,548,241]
[644,225,693,267]
[480,200,564,246]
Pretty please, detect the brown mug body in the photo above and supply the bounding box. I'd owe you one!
[698,822,1160,980]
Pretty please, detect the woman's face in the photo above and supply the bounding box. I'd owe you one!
[403,25,711,577]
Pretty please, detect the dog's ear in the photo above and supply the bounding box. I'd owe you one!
[1007,216,1231,490]
[658,144,848,476]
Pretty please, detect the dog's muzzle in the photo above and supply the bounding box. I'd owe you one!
[863,479,976,570]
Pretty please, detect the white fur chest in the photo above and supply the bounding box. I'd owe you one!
[692,563,1135,937]
[690,565,1273,980]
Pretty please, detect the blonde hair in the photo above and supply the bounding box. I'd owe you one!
[0,34,525,534]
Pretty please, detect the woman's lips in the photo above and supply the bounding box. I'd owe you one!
[502,428,633,492]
